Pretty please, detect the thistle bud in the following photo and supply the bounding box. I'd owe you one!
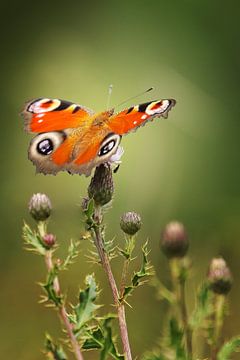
[161,221,189,258]
[208,258,233,295]
[28,193,52,221]
[120,212,142,235]
[88,164,114,206]
[43,233,56,249]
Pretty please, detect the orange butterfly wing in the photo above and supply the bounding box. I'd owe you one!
[107,99,176,135]
[21,98,94,133]
[21,97,176,176]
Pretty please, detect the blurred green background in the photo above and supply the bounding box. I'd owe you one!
[1,0,240,358]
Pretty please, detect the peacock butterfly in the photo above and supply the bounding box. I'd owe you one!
[21,97,176,176]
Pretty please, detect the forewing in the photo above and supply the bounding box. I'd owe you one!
[21,98,94,133]
[107,99,176,135]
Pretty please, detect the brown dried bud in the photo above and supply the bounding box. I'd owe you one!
[208,258,233,295]
[88,164,114,206]
[28,193,52,221]
[120,212,142,235]
[161,221,189,258]
[42,233,56,249]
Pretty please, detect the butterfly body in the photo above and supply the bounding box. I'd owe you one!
[21,97,176,176]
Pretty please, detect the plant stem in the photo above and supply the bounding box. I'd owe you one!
[211,294,225,360]
[120,235,135,299]
[93,205,132,360]
[38,223,84,360]
[169,258,192,358]
[179,277,192,357]
[120,258,130,298]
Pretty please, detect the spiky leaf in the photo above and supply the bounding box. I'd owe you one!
[120,241,153,301]
[83,316,124,359]
[44,333,67,360]
[60,240,80,270]
[22,222,46,255]
[42,265,62,306]
[83,198,95,229]
[217,337,240,360]
[72,274,100,334]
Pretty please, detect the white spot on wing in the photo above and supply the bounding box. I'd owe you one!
[146,100,170,115]
[141,114,147,120]
[133,120,137,124]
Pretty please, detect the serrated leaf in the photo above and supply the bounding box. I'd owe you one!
[119,234,136,260]
[44,333,68,360]
[22,222,46,255]
[60,240,80,270]
[82,316,124,359]
[190,282,213,329]
[99,317,124,360]
[120,241,153,301]
[42,265,62,306]
[217,337,240,360]
[82,327,103,350]
[72,274,100,334]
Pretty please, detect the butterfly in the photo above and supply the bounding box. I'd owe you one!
[21,97,176,176]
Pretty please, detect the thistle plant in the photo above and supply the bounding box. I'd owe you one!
[23,164,152,359]
[143,223,240,360]
[22,166,240,360]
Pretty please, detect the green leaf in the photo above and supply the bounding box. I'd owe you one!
[22,222,46,255]
[169,318,188,360]
[142,354,166,360]
[82,327,103,350]
[190,282,213,329]
[217,337,240,360]
[120,241,153,301]
[83,315,124,359]
[72,274,101,334]
[150,277,175,304]
[44,333,68,360]
[119,234,136,260]
[60,240,80,270]
[42,265,62,306]
[99,317,124,360]
[84,198,95,229]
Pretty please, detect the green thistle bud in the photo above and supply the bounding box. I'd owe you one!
[120,212,142,235]
[28,193,52,221]
[161,221,189,258]
[88,164,114,206]
[42,233,56,249]
[208,258,233,295]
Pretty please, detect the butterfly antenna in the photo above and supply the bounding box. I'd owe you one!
[116,87,154,108]
[107,84,113,109]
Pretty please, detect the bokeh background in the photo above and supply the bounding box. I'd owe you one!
[1,0,240,358]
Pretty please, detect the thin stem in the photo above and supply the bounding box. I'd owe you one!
[169,258,192,358]
[93,205,132,360]
[120,235,135,298]
[179,278,192,357]
[39,223,84,360]
[211,294,225,360]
